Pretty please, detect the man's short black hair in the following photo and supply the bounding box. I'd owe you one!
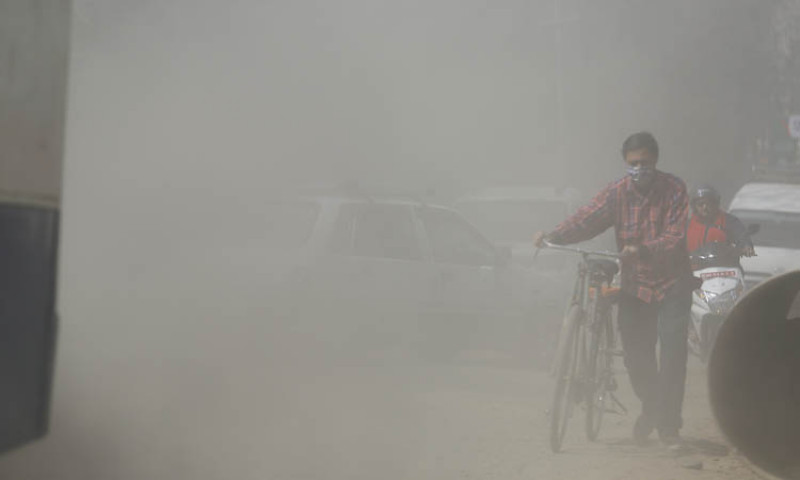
[621,131,659,159]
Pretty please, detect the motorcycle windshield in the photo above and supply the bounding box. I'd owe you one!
[690,242,740,271]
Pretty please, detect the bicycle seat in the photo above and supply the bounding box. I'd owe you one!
[587,258,619,279]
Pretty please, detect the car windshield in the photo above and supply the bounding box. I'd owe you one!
[260,201,320,249]
[730,209,800,249]
[457,200,568,244]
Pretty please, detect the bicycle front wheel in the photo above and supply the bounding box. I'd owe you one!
[549,304,582,453]
[585,303,613,441]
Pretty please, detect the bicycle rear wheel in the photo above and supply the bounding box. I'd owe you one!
[549,304,582,453]
[585,302,613,441]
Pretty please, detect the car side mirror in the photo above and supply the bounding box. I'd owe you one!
[496,246,512,268]
[747,223,760,236]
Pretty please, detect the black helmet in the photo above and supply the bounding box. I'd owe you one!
[690,184,721,207]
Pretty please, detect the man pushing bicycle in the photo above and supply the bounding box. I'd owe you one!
[534,131,693,447]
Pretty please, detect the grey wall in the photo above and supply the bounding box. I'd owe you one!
[66,0,771,200]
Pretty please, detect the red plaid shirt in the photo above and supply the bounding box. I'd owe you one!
[549,171,691,303]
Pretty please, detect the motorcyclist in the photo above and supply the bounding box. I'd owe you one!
[686,184,755,258]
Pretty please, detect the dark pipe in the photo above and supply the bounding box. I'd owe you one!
[708,271,800,480]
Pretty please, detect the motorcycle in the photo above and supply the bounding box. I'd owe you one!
[688,241,745,363]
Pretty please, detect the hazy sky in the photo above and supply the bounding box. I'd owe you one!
[67,0,770,207]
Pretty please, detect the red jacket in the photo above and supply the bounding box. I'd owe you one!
[686,213,727,253]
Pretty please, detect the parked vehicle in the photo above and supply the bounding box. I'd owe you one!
[729,178,800,289]
[688,242,745,362]
[242,187,542,362]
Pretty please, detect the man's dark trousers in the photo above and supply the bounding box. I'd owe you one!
[617,284,692,435]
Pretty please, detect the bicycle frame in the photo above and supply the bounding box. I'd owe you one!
[544,241,624,451]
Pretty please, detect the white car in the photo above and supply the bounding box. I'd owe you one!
[728,181,800,289]
[231,189,542,362]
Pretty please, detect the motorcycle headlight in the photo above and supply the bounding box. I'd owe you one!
[704,290,738,314]
[699,290,717,303]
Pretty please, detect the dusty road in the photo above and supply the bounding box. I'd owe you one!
[0,312,764,480]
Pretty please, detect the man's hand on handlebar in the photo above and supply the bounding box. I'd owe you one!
[729,242,756,258]
[619,245,640,260]
[533,231,548,248]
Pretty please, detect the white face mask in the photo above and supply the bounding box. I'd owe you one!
[627,165,656,188]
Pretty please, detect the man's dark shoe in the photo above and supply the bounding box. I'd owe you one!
[633,415,655,444]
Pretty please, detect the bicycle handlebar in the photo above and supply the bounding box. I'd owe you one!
[540,240,621,259]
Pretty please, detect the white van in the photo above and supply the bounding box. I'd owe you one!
[728,182,800,288]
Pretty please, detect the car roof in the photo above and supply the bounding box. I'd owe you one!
[729,182,800,213]
[456,186,581,203]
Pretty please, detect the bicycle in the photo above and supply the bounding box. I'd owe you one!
[540,240,628,453]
